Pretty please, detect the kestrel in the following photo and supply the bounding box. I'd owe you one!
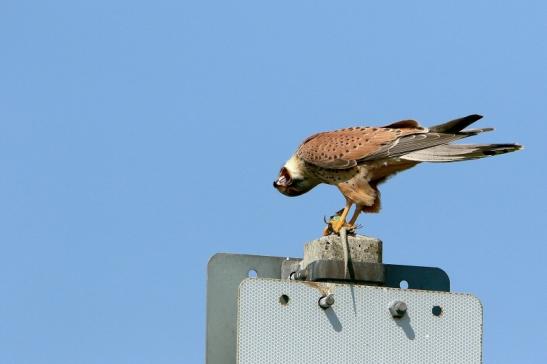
[273,114,522,235]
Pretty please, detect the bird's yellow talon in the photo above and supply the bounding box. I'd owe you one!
[323,211,358,235]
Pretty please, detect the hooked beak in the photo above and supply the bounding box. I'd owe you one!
[273,168,291,189]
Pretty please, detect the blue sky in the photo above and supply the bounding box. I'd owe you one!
[0,1,545,363]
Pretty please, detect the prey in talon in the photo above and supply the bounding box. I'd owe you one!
[323,209,359,236]
[273,114,522,234]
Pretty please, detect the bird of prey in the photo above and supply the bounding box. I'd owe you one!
[273,114,522,235]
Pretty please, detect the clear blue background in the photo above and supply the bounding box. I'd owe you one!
[1,1,545,363]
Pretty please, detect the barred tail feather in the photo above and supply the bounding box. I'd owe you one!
[401,143,523,162]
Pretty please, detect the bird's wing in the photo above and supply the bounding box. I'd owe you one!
[296,124,424,169]
[359,132,469,161]
[297,118,491,169]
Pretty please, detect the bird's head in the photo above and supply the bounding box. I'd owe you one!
[273,156,318,197]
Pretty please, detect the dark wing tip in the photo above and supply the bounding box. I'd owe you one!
[429,114,484,133]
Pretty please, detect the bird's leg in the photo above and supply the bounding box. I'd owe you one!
[322,204,362,236]
[347,205,363,228]
[331,200,352,234]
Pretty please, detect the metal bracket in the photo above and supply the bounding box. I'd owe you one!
[281,258,449,291]
[286,259,385,284]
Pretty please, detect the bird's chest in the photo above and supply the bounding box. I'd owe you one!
[306,164,361,185]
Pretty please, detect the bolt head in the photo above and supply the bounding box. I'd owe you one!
[319,294,335,309]
[389,301,407,318]
[294,270,307,280]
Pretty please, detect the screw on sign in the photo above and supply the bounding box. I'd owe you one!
[389,301,407,318]
[318,294,335,309]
